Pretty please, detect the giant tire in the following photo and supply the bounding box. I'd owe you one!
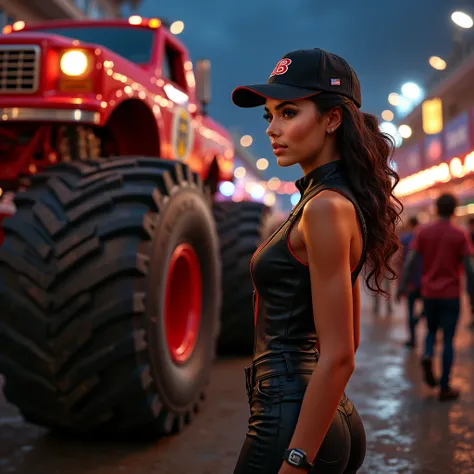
[213,201,269,355]
[0,157,221,436]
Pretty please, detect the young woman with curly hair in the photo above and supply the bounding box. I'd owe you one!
[231,48,402,474]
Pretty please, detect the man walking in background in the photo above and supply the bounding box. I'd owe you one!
[398,216,423,348]
[398,194,474,401]
[467,217,474,330]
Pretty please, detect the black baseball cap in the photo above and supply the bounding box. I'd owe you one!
[232,48,362,109]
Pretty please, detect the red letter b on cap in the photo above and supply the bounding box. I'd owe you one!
[270,58,292,77]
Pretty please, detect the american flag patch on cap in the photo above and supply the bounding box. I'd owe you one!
[331,78,341,86]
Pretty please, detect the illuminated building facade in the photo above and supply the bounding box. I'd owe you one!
[0,0,138,25]
[394,47,474,222]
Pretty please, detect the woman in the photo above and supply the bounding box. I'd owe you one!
[231,49,402,474]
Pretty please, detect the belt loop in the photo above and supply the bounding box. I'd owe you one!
[283,352,295,381]
[314,341,321,361]
[244,366,251,395]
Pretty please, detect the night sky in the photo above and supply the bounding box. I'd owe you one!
[133,0,473,183]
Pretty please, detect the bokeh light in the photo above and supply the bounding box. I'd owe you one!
[451,11,474,29]
[290,192,300,206]
[250,184,265,200]
[170,21,185,35]
[240,135,253,147]
[219,181,235,197]
[388,93,401,106]
[234,166,246,179]
[256,158,269,170]
[267,177,281,190]
[264,192,276,206]
[398,124,413,138]
[401,82,422,101]
[429,56,447,71]
[381,110,394,121]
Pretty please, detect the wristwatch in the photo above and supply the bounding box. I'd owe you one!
[283,448,314,470]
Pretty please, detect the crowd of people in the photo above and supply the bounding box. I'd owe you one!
[372,193,474,402]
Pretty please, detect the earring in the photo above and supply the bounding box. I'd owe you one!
[328,128,334,133]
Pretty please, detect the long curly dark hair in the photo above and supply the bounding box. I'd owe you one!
[310,94,403,296]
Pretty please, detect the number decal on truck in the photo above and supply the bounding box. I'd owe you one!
[172,106,194,161]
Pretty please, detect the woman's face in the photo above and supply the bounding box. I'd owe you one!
[264,98,329,168]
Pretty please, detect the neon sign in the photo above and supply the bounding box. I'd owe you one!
[395,151,474,197]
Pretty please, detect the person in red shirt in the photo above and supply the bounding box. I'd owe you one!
[398,193,474,401]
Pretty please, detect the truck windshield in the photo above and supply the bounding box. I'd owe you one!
[30,26,154,64]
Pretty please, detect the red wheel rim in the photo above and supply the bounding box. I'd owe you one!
[165,243,202,364]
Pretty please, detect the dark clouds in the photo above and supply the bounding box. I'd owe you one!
[137,0,460,182]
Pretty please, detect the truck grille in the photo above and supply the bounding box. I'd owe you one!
[0,46,40,94]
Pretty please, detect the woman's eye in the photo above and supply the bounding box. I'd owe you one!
[282,109,297,118]
[263,109,296,122]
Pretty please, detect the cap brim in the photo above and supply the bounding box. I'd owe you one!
[232,83,320,108]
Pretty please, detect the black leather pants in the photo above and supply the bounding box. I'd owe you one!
[233,354,366,474]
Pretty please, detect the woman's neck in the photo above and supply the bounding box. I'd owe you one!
[300,138,340,176]
[300,153,341,176]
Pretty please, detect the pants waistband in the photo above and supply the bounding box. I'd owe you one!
[244,353,317,394]
[244,353,353,413]
[252,353,317,381]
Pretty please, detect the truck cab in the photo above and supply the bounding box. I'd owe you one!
[0,17,233,190]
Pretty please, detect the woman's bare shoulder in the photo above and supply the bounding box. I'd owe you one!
[301,189,355,227]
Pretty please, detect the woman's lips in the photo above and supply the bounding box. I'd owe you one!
[273,146,286,156]
[272,145,287,156]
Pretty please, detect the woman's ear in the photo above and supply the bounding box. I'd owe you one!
[326,106,342,134]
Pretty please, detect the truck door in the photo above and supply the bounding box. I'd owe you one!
[159,35,200,172]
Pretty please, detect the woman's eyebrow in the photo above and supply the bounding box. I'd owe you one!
[264,101,298,113]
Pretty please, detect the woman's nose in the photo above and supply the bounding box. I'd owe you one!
[266,122,280,138]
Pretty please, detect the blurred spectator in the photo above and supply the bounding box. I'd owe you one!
[468,217,474,242]
[398,216,423,348]
[467,217,474,330]
[398,194,474,401]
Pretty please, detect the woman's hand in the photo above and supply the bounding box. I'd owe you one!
[278,463,308,474]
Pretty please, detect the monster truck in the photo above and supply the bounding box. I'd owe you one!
[0,17,267,436]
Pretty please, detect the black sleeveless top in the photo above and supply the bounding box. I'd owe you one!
[251,160,368,362]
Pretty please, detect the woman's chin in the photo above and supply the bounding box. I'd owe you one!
[276,155,295,167]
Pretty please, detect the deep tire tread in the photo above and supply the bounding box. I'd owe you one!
[213,201,268,354]
[0,156,211,435]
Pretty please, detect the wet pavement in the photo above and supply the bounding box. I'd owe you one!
[1,289,474,473]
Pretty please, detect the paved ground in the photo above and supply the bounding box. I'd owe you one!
[1,289,474,474]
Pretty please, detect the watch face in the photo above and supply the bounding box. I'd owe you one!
[288,450,304,466]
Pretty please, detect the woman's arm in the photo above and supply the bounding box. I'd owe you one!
[352,277,361,352]
[279,190,358,474]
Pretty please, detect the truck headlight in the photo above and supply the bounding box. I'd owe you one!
[60,50,90,77]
